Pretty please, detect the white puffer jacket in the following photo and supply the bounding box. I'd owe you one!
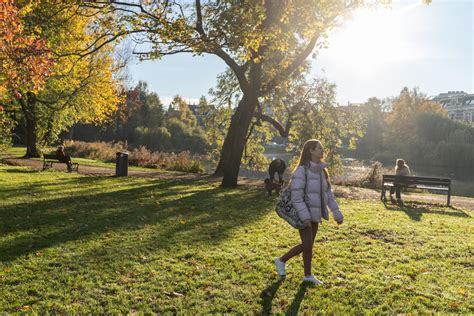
[290,161,343,223]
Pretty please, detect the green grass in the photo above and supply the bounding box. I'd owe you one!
[2,147,170,173]
[0,165,472,314]
[4,147,26,158]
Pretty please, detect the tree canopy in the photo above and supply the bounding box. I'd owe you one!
[1,0,123,156]
[80,0,370,186]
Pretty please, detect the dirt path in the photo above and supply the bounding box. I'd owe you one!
[2,156,473,210]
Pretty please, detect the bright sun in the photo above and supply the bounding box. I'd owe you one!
[323,3,422,75]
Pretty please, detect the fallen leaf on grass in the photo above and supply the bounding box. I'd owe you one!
[20,305,30,311]
[164,291,184,297]
[279,299,288,307]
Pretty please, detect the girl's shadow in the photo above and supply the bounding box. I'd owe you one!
[260,277,284,315]
[260,279,314,316]
[285,283,310,316]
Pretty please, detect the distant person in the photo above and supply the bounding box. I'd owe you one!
[56,146,72,172]
[274,139,343,285]
[268,159,286,184]
[390,158,411,203]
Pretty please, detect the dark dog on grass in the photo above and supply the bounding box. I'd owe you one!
[264,178,282,196]
[268,159,286,185]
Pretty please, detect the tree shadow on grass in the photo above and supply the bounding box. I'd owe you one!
[3,168,39,174]
[383,200,470,221]
[0,175,271,263]
[260,277,284,315]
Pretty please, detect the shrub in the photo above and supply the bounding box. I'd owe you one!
[333,160,389,189]
[359,161,386,189]
[64,140,123,162]
[0,111,15,151]
[63,140,204,173]
[134,126,172,152]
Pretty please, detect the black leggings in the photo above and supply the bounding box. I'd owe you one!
[390,184,401,199]
[280,222,319,276]
[58,156,72,169]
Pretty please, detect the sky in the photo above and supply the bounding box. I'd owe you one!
[127,0,473,106]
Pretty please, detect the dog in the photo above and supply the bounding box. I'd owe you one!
[268,159,286,185]
[264,178,282,196]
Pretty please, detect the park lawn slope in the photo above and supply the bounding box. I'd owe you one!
[0,165,472,314]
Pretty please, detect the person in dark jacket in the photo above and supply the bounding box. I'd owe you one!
[56,146,72,172]
[268,159,286,184]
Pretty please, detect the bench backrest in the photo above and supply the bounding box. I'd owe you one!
[382,175,450,186]
[43,154,60,160]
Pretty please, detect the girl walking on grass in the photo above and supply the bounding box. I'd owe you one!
[275,139,343,285]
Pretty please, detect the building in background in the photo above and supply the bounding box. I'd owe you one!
[432,91,474,123]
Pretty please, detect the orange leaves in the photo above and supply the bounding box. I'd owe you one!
[0,1,54,94]
[20,305,31,312]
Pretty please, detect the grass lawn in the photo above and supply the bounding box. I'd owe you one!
[0,165,472,314]
[3,147,170,173]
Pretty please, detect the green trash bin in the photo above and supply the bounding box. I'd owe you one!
[116,151,129,176]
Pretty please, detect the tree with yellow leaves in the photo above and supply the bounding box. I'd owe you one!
[1,1,122,157]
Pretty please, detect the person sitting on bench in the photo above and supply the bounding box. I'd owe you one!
[390,158,411,202]
[56,146,73,172]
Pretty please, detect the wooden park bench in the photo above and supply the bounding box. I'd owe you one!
[381,175,452,206]
[42,154,79,172]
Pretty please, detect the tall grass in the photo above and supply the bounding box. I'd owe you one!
[63,140,204,173]
[333,161,390,189]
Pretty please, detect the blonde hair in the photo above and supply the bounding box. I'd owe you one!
[297,139,330,185]
[395,159,407,171]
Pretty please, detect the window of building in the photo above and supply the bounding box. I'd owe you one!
[463,111,473,122]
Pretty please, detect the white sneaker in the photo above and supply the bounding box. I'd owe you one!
[303,275,323,285]
[274,257,286,277]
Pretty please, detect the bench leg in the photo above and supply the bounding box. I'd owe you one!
[447,188,451,207]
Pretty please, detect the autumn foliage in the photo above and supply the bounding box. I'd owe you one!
[0,0,54,95]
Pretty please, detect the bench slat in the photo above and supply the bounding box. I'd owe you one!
[43,154,60,160]
[383,175,450,183]
[416,185,449,191]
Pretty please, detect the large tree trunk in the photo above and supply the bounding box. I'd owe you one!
[18,94,41,158]
[214,93,258,187]
[25,115,40,157]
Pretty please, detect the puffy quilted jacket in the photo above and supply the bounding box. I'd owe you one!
[290,161,343,223]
